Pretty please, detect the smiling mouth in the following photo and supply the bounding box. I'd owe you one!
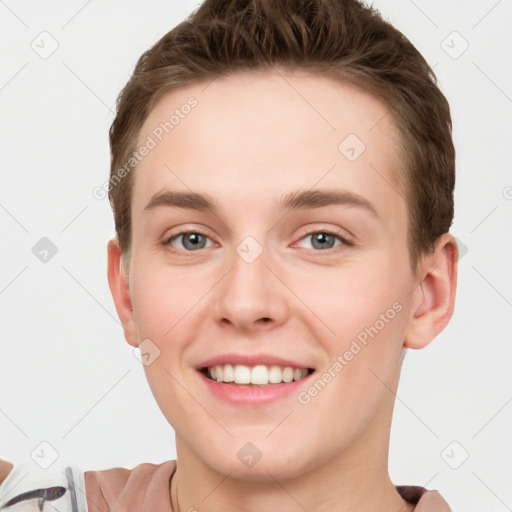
[199,364,315,386]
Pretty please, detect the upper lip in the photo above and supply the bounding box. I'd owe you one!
[195,353,315,370]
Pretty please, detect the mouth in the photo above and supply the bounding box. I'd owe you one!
[199,364,315,387]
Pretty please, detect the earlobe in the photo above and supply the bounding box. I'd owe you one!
[107,238,139,348]
[404,233,458,350]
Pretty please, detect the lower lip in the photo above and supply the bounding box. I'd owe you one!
[197,370,315,406]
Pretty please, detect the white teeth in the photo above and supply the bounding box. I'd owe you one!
[222,363,234,382]
[268,365,282,383]
[205,364,310,385]
[251,365,268,385]
[234,364,251,384]
[282,366,294,383]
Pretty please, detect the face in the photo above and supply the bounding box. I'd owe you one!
[120,69,422,480]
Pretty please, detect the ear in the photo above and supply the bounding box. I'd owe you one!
[107,238,139,348]
[404,233,458,349]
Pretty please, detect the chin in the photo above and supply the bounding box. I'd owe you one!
[200,444,314,482]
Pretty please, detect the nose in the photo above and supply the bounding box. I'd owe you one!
[212,243,289,332]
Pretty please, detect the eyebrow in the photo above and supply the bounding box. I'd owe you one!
[143,188,378,217]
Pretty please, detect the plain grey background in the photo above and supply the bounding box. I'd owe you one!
[1,1,511,511]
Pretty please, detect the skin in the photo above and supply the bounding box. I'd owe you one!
[107,68,458,512]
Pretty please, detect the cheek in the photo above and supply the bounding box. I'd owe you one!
[291,258,407,339]
[297,305,406,451]
[294,260,408,408]
[130,265,198,423]
[130,263,198,340]
[129,263,215,384]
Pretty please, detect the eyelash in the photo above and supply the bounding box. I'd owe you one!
[161,228,353,255]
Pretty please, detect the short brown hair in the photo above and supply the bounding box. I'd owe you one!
[108,0,455,270]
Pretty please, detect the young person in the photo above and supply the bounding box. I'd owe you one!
[0,0,458,510]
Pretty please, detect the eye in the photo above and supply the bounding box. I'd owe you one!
[295,230,352,251]
[162,231,214,252]
[161,228,352,254]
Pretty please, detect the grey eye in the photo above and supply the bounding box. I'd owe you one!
[309,233,338,250]
[297,231,345,251]
[174,232,210,251]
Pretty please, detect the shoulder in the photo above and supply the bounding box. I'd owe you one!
[414,490,452,512]
[0,457,177,512]
[397,485,452,512]
[84,459,177,512]
[0,459,14,486]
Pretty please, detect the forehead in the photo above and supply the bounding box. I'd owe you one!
[131,69,405,223]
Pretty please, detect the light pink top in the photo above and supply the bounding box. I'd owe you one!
[84,459,452,511]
